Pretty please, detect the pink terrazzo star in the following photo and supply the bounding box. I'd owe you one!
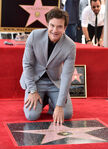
[72,68,83,83]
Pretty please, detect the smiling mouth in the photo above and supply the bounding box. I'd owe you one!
[52,33,59,36]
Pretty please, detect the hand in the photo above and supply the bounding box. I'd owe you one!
[25,92,42,111]
[87,41,93,45]
[53,106,64,125]
[98,39,104,47]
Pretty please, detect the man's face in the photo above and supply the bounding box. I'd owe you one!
[91,0,101,15]
[48,18,66,43]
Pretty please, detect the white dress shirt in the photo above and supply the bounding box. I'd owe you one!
[81,5,105,27]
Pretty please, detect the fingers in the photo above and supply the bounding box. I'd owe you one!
[39,98,42,105]
[25,99,31,108]
[33,99,37,110]
[33,97,42,110]
[25,99,33,111]
[53,114,64,126]
[29,100,34,111]
[53,106,64,126]
[25,96,42,111]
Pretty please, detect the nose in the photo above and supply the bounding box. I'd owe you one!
[53,27,58,32]
[95,7,98,10]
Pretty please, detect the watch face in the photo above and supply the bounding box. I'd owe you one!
[30,91,36,94]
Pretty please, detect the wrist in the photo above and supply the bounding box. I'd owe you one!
[55,105,63,111]
[86,39,91,43]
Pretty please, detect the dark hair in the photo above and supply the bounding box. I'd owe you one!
[90,0,101,4]
[46,7,69,27]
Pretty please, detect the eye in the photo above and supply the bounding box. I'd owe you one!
[92,5,100,9]
[50,23,54,28]
[56,25,63,30]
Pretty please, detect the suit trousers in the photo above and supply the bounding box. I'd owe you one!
[88,24,103,42]
[24,77,73,121]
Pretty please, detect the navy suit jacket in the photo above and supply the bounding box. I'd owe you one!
[65,0,80,24]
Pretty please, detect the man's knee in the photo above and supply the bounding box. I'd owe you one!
[64,110,73,120]
[24,102,42,121]
[24,110,41,121]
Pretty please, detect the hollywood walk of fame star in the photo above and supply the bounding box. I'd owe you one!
[72,68,83,83]
[13,122,106,145]
[19,0,55,27]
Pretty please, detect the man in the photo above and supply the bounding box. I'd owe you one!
[82,0,105,46]
[64,0,80,41]
[77,0,88,43]
[20,7,76,125]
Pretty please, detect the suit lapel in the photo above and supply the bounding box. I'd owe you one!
[47,34,65,66]
[41,30,48,65]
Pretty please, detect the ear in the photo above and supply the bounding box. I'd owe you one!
[64,26,67,32]
[46,22,49,28]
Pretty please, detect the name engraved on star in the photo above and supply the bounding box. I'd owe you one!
[27,8,48,10]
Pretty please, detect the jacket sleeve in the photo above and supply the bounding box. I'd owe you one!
[22,31,37,92]
[56,43,76,106]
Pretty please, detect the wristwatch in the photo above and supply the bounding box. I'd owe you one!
[30,90,36,94]
[86,39,91,43]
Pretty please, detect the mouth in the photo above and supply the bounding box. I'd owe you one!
[51,33,59,37]
[94,10,99,14]
[52,32,58,35]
